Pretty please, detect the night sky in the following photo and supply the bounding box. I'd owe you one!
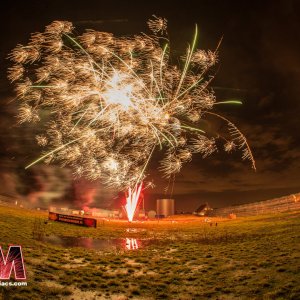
[0,0,299,211]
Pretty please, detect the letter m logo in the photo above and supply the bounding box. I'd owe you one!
[0,246,26,280]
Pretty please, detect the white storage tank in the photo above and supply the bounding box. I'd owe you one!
[148,210,156,219]
[156,199,175,217]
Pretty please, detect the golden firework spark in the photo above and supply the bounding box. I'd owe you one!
[8,17,256,192]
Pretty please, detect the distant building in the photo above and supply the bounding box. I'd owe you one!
[138,209,146,218]
[89,208,115,218]
[50,206,119,218]
[193,203,213,216]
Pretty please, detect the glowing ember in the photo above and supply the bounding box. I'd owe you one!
[125,183,143,222]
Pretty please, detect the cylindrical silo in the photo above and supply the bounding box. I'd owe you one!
[156,199,175,217]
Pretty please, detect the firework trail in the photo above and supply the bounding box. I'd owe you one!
[125,182,143,222]
[8,16,255,215]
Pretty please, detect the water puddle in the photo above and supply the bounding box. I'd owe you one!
[42,235,157,251]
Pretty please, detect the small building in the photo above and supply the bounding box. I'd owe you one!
[193,203,213,216]
[60,207,69,212]
[90,208,114,218]
[138,209,146,218]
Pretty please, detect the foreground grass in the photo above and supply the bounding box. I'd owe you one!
[0,204,299,299]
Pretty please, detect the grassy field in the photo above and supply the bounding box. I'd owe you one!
[0,204,299,300]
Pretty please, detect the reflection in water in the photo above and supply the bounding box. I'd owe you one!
[125,238,139,250]
[43,236,144,251]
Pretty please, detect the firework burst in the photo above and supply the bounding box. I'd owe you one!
[8,17,255,194]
